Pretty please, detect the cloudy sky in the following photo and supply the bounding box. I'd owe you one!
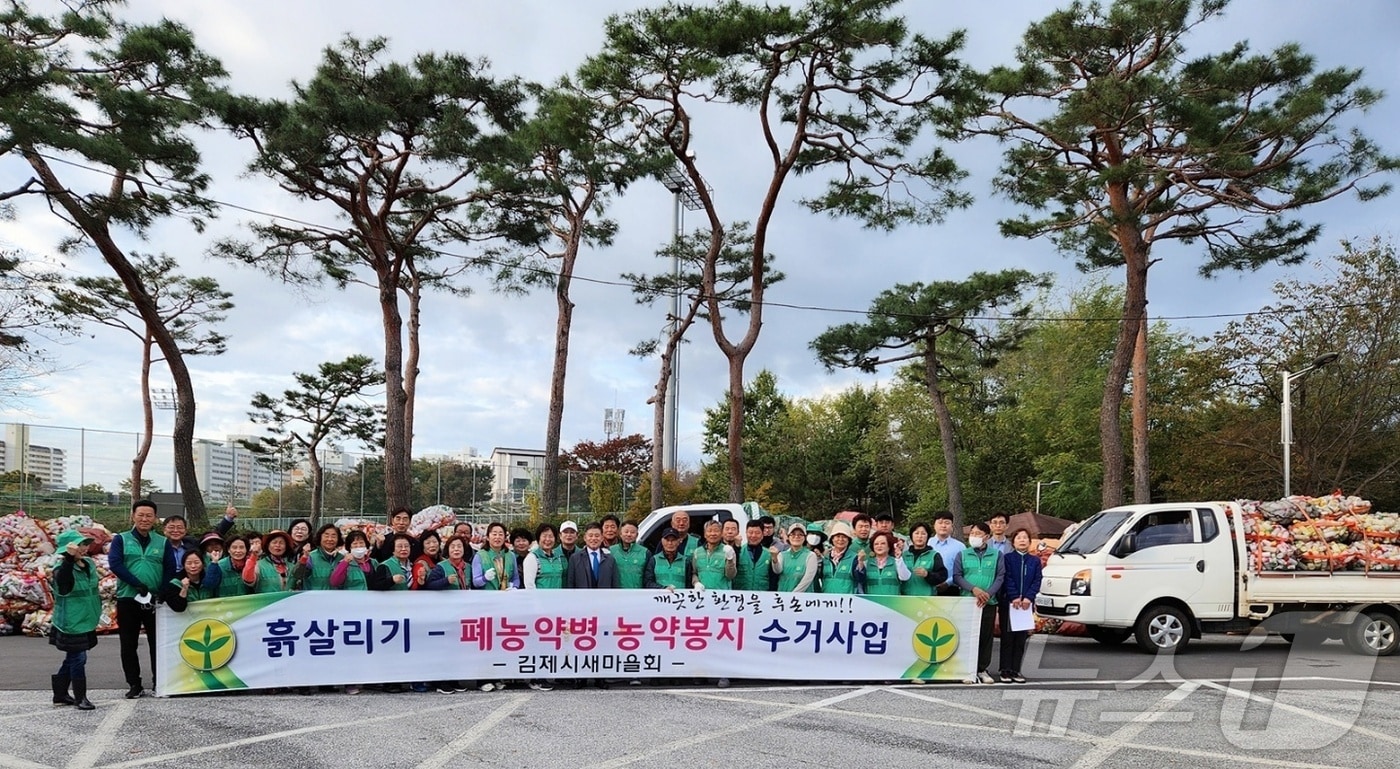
[3,0,1398,490]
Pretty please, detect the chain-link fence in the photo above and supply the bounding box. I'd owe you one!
[0,422,642,525]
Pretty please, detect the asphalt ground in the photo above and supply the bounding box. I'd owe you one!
[3,634,1399,768]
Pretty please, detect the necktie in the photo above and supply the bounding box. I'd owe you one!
[591,551,600,582]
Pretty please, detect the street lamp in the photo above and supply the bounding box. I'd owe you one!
[1035,480,1059,516]
[659,160,704,473]
[1281,352,1340,497]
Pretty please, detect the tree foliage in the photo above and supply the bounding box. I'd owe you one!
[968,0,1399,507]
[582,0,975,501]
[812,269,1047,528]
[560,434,652,477]
[49,253,231,499]
[244,355,385,524]
[217,36,529,513]
[0,0,230,523]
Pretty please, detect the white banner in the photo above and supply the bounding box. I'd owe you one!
[155,590,981,695]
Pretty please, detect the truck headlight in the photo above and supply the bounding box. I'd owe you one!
[1070,569,1091,596]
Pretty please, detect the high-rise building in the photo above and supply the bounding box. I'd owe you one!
[192,436,286,503]
[0,423,67,490]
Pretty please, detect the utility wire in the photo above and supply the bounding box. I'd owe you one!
[23,150,1376,327]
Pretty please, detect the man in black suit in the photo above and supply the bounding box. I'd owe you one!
[564,522,618,689]
[565,522,620,590]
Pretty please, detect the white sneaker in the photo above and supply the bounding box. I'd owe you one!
[977,671,996,684]
[963,676,979,685]
[479,682,497,692]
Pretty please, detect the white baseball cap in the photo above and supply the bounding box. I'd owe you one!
[560,521,578,532]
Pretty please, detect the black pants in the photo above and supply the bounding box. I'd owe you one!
[116,597,157,687]
[975,602,996,674]
[1000,628,1029,675]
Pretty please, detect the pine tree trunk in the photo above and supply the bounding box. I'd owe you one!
[1132,318,1151,503]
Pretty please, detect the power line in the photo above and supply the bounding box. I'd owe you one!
[24,150,1382,327]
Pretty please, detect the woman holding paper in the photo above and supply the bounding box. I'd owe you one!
[998,528,1043,683]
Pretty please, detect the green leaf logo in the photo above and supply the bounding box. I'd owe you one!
[912,617,959,664]
[179,620,237,672]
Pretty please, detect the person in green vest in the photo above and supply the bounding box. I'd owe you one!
[644,528,694,590]
[242,530,295,593]
[473,522,521,590]
[108,499,171,700]
[332,530,380,590]
[721,517,743,550]
[612,521,650,589]
[671,510,701,555]
[864,531,910,596]
[214,535,252,598]
[734,520,776,591]
[900,522,948,597]
[524,524,566,590]
[775,523,819,593]
[294,523,344,591]
[690,519,736,590]
[851,513,874,558]
[161,550,221,611]
[819,521,865,594]
[952,520,1005,685]
[50,529,100,710]
[379,533,415,590]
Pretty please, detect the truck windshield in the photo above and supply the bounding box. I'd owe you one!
[1056,511,1133,555]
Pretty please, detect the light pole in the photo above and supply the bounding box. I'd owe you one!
[659,161,703,474]
[1281,352,1339,497]
[1035,480,1059,516]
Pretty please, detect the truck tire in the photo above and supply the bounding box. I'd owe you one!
[1087,626,1132,645]
[1134,604,1191,654]
[1343,611,1400,656]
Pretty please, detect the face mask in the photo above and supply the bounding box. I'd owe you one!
[807,534,822,547]
[968,536,985,549]
[350,547,369,559]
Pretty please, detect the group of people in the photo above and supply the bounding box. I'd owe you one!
[47,501,1043,708]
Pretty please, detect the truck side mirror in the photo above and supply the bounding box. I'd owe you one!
[1114,532,1137,558]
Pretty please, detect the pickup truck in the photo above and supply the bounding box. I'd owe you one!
[1035,501,1400,656]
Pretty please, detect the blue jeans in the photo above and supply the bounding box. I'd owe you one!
[57,649,87,680]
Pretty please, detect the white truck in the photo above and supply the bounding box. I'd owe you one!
[1035,502,1400,655]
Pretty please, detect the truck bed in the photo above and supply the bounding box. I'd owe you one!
[1244,569,1400,604]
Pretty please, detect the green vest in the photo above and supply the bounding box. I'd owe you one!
[865,556,903,596]
[169,574,216,603]
[901,549,939,597]
[302,548,341,591]
[252,557,291,593]
[530,547,566,590]
[680,533,701,554]
[612,543,649,589]
[479,548,517,590]
[380,558,412,591]
[778,547,814,593]
[650,552,688,589]
[339,560,371,591]
[853,537,871,558]
[959,547,1000,605]
[691,545,732,589]
[820,550,859,594]
[215,557,252,598]
[116,529,167,599]
[734,545,773,591]
[51,559,100,634]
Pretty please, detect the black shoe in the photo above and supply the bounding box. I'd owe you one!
[52,674,75,706]
[124,684,144,699]
[72,678,95,710]
[595,679,610,690]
